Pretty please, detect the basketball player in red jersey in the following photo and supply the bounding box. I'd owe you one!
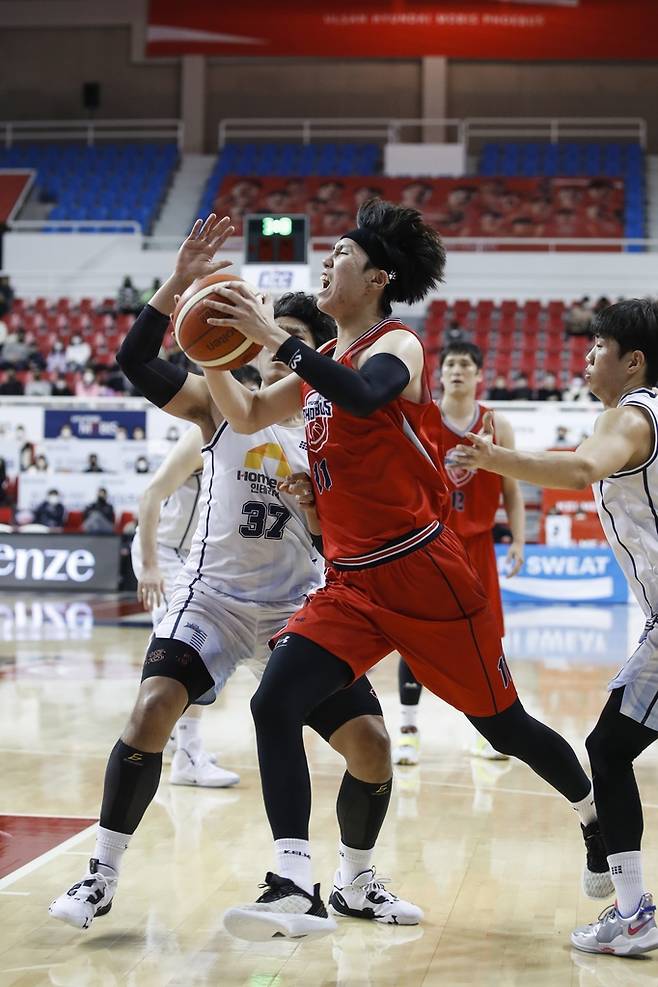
[201,198,611,941]
[394,341,525,766]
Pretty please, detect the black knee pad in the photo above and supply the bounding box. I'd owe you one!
[141,637,214,705]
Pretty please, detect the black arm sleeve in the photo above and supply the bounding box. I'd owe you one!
[116,304,187,408]
[275,336,410,417]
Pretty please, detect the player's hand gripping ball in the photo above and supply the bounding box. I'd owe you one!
[172,272,262,370]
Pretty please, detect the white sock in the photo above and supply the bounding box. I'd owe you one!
[274,838,313,896]
[176,714,202,754]
[400,705,419,731]
[94,825,130,877]
[571,787,597,827]
[338,842,373,885]
[608,850,644,917]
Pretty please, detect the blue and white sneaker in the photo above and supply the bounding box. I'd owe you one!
[329,868,423,925]
[571,893,658,955]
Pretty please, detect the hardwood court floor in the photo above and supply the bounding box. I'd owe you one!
[1,595,657,986]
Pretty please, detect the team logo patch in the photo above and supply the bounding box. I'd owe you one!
[145,648,166,664]
[303,392,333,453]
[444,448,476,488]
[244,442,292,478]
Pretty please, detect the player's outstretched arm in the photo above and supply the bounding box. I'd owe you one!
[136,426,203,611]
[206,286,421,415]
[117,215,234,427]
[453,406,653,490]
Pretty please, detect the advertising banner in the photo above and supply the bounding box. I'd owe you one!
[147,1,658,60]
[0,533,121,591]
[496,544,629,605]
[44,410,147,441]
[503,602,630,666]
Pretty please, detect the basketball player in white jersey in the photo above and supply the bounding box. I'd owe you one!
[131,421,240,787]
[49,214,421,934]
[452,298,658,956]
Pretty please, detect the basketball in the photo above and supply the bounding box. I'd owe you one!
[172,272,262,370]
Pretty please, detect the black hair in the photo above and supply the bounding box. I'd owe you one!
[439,341,483,369]
[355,198,446,315]
[47,488,59,496]
[592,298,658,386]
[232,364,262,388]
[274,292,337,348]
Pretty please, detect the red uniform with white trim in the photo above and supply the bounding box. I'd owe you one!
[442,403,505,637]
[274,320,516,718]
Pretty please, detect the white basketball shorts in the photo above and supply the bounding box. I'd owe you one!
[608,617,658,731]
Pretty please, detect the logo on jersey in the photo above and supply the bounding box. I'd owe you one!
[303,392,333,453]
[444,447,476,488]
[244,443,292,478]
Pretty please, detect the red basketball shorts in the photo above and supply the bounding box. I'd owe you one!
[273,525,516,718]
[462,529,504,640]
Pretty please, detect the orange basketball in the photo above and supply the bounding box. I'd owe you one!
[172,272,262,370]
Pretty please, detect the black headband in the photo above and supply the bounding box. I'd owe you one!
[343,228,397,280]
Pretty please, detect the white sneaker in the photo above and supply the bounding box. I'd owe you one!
[328,868,423,925]
[169,748,239,788]
[48,858,116,930]
[163,733,177,762]
[469,733,510,761]
[571,892,658,955]
[224,872,337,941]
[393,730,420,766]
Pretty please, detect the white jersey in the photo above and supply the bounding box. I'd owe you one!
[180,420,323,605]
[156,469,203,554]
[594,387,658,618]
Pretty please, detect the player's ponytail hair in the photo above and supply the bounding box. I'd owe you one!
[593,297,658,386]
[355,198,446,315]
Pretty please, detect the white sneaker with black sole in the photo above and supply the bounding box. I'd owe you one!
[223,872,337,941]
[328,868,423,925]
[48,858,116,930]
[169,748,239,788]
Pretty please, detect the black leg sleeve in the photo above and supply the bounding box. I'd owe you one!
[99,740,163,834]
[398,658,423,706]
[586,688,658,854]
[250,634,353,840]
[468,699,591,803]
[336,771,392,851]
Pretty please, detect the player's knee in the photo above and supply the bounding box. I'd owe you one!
[250,681,278,734]
[585,725,615,776]
[333,715,392,778]
[127,678,186,741]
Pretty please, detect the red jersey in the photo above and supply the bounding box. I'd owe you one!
[302,319,451,566]
[441,402,503,539]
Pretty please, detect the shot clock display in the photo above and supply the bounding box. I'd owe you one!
[245,213,309,264]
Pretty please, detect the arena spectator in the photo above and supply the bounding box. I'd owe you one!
[52,375,73,398]
[552,425,572,448]
[65,334,91,370]
[445,319,466,344]
[46,341,69,376]
[85,453,104,473]
[134,455,150,474]
[0,457,9,507]
[0,368,24,395]
[103,363,128,394]
[25,370,52,397]
[33,488,66,529]
[1,328,33,369]
[564,375,594,402]
[117,276,141,315]
[509,373,534,400]
[487,375,511,401]
[140,278,161,306]
[535,372,563,401]
[565,296,593,337]
[165,425,180,443]
[82,487,115,533]
[0,318,7,348]
[0,276,14,318]
[75,369,103,397]
[15,425,35,470]
[27,454,51,474]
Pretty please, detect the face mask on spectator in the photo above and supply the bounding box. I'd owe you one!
[83,371,94,385]
[48,495,59,505]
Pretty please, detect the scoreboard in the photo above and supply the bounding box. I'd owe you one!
[245,213,309,264]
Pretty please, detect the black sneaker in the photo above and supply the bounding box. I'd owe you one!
[581,822,614,899]
[223,872,337,941]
